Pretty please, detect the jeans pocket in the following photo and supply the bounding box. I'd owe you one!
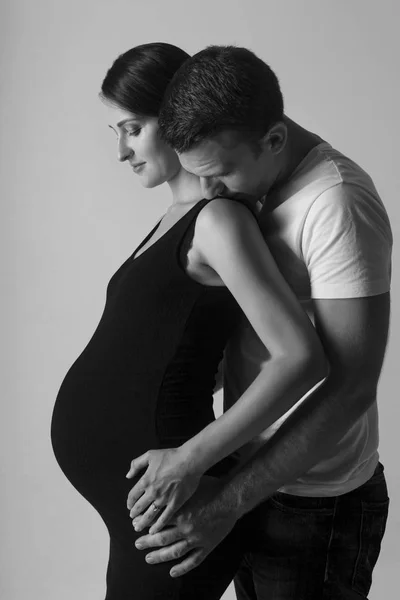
[269,492,334,514]
[352,498,389,596]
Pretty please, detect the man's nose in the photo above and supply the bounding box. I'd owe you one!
[117,137,133,162]
[200,177,224,200]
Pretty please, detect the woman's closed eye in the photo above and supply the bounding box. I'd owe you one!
[126,128,141,137]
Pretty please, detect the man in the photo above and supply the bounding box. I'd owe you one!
[132,46,392,599]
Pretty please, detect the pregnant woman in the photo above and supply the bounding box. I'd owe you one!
[51,43,327,599]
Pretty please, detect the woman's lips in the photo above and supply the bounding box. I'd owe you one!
[131,162,146,173]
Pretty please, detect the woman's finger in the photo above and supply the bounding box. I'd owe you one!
[126,452,150,479]
[148,502,177,534]
[126,475,149,510]
[129,489,155,520]
[132,501,166,532]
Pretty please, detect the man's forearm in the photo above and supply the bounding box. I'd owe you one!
[220,372,375,517]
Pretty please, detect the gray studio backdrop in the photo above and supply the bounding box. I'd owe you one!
[1,1,399,598]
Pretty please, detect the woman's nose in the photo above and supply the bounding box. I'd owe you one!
[117,137,133,162]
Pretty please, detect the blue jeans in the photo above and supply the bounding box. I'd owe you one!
[235,462,389,600]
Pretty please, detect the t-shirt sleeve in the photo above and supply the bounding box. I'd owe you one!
[301,183,392,299]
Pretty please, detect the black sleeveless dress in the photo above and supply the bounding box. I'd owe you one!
[51,199,246,600]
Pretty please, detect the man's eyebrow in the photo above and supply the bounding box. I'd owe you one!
[185,163,233,178]
[208,165,233,177]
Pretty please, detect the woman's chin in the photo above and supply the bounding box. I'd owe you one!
[141,181,157,190]
[140,176,165,190]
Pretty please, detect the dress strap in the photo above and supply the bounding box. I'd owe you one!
[176,199,215,269]
[130,217,163,261]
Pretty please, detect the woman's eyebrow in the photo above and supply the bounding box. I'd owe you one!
[116,118,140,128]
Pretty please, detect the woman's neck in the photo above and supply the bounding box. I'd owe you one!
[167,166,203,206]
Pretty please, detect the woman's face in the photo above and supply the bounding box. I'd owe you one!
[105,103,181,188]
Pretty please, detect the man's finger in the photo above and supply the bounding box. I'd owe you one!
[126,452,149,479]
[169,549,206,578]
[136,526,183,550]
[145,540,193,565]
[149,503,177,534]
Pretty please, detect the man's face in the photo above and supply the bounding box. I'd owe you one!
[178,131,279,202]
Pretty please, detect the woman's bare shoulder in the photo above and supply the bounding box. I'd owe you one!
[195,197,257,235]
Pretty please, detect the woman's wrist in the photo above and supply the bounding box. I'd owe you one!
[178,439,211,476]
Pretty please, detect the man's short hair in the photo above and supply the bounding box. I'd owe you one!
[159,45,284,153]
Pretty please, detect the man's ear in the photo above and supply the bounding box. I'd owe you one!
[261,121,288,155]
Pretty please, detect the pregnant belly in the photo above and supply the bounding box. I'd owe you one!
[51,372,216,492]
[51,373,156,476]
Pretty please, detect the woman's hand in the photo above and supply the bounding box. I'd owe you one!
[126,448,202,533]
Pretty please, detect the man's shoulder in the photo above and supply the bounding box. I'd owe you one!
[298,144,378,196]
[270,143,380,223]
[290,143,388,227]
[317,144,378,191]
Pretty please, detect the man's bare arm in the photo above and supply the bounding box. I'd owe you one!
[222,293,390,516]
[135,293,390,577]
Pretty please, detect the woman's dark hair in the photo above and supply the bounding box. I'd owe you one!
[100,42,190,117]
[159,45,284,153]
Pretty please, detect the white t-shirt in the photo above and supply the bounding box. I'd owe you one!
[224,142,392,497]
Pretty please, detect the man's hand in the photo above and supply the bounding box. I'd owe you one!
[134,476,239,578]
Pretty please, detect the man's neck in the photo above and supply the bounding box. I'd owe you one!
[261,117,323,213]
[279,117,322,186]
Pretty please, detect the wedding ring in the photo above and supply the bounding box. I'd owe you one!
[151,502,161,512]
